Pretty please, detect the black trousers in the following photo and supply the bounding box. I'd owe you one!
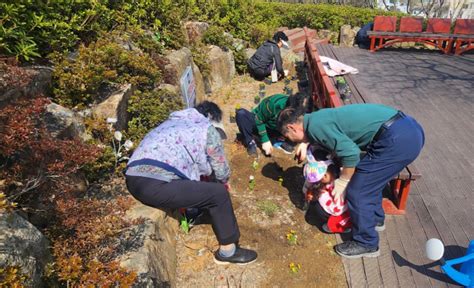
[235,108,258,147]
[126,176,240,245]
[248,63,270,81]
[235,108,285,148]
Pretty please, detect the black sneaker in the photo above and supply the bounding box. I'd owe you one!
[277,142,294,154]
[335,241,380,259]
[375,222,385,232]
[214,247,258,265]
[322,223,352,234]
[247,141,257,156]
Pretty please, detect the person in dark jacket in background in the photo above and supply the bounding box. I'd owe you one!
[247,31,289,81]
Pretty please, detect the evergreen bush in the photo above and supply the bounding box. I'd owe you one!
[52,38,160,109]
[127,89,184,142]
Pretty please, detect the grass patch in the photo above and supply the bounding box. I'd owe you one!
[256,200,280,218]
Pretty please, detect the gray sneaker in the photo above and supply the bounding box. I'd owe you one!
[335,241,380,259]
[247,141,257,156]
[375,222,385,232]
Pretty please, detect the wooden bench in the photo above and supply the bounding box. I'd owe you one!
[452,19,474,55]
[367,16,453,54]
[303,28,421,214]
[367,16,474,55]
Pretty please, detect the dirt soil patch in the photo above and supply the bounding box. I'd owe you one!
[175,74,347,287]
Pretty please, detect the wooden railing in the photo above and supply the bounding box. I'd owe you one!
[303,27,342,109]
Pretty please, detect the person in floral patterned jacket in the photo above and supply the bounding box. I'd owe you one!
[126,101,257,265]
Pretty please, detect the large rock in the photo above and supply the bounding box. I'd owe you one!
[244,48,256,61]
[204,45,235,94]
[0,212,52,287]
[45,103,90,141]
[192,62,206,103]
[339,25,357,47]
[185,21,209,43]
[120,203,178,287]
[0,65,53,107]
[91,84,134,131]
[165,48,206,105]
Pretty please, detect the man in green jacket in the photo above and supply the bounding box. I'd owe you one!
[235,93,306,156]
[277,104,424,258]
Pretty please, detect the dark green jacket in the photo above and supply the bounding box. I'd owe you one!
[303,103,397,167]
[252,94,289,143]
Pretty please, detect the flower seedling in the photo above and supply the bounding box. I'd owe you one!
[289,262,302,274]
[180,215,190,234]
[249,175,255,190]
[286,230,298,245]
[278,176,284,186]
[252,160,259,170]
[254,95,260,104]
[259,83,266,91]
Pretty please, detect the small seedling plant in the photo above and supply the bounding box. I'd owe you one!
[286,230,298,246]
[289,262,302,274]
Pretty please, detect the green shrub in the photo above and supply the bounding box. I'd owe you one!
[127,89,184,142]
[202,26,232,49]
[52,38,161,109]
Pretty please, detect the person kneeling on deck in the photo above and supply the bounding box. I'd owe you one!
[247,31,289,81]
[277,104,424,258]
[125,101,257,265]
[236,93,308,156]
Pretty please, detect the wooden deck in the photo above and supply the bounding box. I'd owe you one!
[316,46,474,287]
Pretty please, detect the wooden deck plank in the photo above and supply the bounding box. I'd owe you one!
[377,233,400,287]
[362,254,384,287]
[406,194,449,288]
[394,212,433,287]
[385,214,417,287]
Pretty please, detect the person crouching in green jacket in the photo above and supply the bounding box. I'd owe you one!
[235,93,308,156]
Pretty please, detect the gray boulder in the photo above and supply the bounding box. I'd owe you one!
[244,48,256,61]
[185,21,209,43]
[45,103,90,141]
[120,203,178,287]
[0,212,52,287]
[91,84,134,131]
[165,47,206,105]
[340,25,357,47]
[204,45,235,94]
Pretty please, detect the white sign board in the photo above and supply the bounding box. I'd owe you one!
[179,66,196,108]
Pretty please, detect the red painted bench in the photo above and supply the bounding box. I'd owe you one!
[367,16,453,54]
[304,28,421,214]
[367,16,474,55]
[452,19,474,55]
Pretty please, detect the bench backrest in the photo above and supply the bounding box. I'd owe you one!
[453,19,474,34]
[373,16,398,32]
[400,17,423,33]
[303,27,341,109]
[426,18,451,33]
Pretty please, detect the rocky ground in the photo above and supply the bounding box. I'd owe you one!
[174,74,347,287]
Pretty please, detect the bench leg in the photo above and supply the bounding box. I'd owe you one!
[370,37,376,52]
[383,179,412,215]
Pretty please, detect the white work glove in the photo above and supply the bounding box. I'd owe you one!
[295,142,309,163]
[262,141,273,156]
[332,178,350,204]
